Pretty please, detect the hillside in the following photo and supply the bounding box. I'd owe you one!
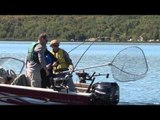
[0,15,160,42]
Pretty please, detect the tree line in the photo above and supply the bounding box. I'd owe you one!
[0,15,160,42]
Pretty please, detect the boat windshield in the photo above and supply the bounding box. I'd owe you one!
[0,57,25,75]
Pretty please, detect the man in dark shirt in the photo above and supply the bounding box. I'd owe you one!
[26,32,49,87]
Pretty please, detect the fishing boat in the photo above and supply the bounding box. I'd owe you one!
[0,46,148,105]
[0,57,119,105]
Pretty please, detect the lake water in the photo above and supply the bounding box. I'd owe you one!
[0,41,160,105]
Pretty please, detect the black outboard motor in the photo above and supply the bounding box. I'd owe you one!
[90,82,119,105]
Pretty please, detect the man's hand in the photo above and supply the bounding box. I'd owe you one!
[52,61,58,67]
[69,65,74,72]
[46,64,52,69]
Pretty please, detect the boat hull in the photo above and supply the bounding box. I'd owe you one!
[0,84,92,105]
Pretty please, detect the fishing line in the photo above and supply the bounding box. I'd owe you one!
[74,42,94,69]
[68,42,85,53]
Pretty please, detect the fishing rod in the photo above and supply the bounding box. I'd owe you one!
[74,63,110,71]
[68,42,85,53]
[74,42,94,69]
[64,42,95,85]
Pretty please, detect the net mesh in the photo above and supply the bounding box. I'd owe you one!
[110,46,148,82]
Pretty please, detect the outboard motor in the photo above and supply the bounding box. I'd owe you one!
[90,82,119,105]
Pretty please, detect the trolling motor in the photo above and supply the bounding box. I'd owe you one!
[76,70,110,83]
[76,70,96,83]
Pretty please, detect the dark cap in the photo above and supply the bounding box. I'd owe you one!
[38,32,48,39]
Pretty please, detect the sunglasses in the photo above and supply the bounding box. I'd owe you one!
[52,44,59,47]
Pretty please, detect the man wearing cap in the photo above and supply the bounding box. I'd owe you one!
[26,32,49,87]
[50,39,76,92]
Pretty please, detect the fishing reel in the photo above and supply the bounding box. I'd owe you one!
[50,72,72,92]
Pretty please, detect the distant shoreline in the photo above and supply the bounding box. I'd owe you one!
[0,39,35,41]
[0,40,160,46]
[0,39,159,44]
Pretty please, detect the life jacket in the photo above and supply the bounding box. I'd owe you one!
[26,42,40,64]
[50,49,68,72]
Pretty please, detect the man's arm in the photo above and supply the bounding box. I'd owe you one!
[35,44,47,69]
[63,50,73,65]
[63,49,74,71]
[35,44,49,75]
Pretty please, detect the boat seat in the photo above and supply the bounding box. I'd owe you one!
[0,77,5,84]
[0,67,8,84]
[0,67,15,84]
[11,74,31,86]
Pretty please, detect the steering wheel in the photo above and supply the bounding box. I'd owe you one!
[7,69,17,79]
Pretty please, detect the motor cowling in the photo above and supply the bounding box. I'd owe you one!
[90,82,119,105]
